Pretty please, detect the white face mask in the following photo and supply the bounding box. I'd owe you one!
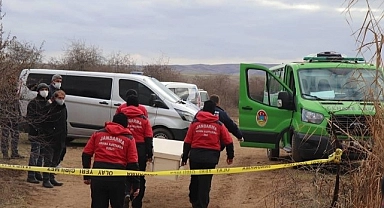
[53,82,61,89]
[39,90,49,98]
[55,98,65,105]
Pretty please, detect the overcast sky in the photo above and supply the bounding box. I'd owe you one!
[2,0,381,65]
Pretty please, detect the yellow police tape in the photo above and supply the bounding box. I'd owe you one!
[0,149,342,176]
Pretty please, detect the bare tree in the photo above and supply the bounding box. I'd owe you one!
[104,51,137,73]
[142,56,185,82]
[61,39,104,71]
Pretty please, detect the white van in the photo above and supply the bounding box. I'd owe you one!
[19,69,198,141]
[161,82,201,109]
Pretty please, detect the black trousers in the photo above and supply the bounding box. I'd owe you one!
[41,142,63,180]
[1,122,20,156]
[91,179,125,208]
[189,161,216,208]
[126,144,146,208]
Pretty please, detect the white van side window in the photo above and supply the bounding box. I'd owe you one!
[119,79,154,105]
[64,75,112,100]
[26,73,52,91]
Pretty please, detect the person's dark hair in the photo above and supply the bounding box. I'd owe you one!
[113,113,128,128]
[125,89,138,101]
[202,100,216,114]
[210,94,220,105]
[126,95,139,107]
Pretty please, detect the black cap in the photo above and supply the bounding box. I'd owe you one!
[36,83,49,91]
[202,100,216,114]
[113,113,128,128]
[126,95,139,107]
[125,89,138,101]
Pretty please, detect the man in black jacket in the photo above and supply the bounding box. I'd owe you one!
[47,74,67,166]
[40,90,67,188]
[210,94,244,142]
[26,83,50,183]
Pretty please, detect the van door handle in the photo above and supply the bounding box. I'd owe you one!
[114,103,121,106]
[99,101,108,105]
[242,106,253,111]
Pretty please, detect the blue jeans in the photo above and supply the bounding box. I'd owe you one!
[27,140,43,178]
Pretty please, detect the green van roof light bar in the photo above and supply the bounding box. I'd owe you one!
[303,51,365,63]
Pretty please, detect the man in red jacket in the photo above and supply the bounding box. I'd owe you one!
[82,113,140,208]
[116,89,148,117]
[181,100,234,208]
[121,94,153,208]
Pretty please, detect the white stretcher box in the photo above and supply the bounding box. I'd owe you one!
[151,137,184,181]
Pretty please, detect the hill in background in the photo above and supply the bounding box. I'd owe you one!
[170,63,278,75]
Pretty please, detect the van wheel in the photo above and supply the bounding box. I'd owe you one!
[267,148,279,161]
[153,128,173,140]
[291,134,304,162]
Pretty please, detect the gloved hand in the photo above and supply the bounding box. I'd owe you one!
[180,153,188,166]
[238,137,244,142]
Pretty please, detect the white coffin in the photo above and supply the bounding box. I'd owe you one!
[151,137,184,181]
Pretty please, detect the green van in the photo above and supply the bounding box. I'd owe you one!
[239,52,383,161]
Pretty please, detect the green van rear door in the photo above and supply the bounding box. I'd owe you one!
[239,63,293,149]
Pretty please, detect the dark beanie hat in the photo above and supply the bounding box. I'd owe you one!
[125,89,138,101]
[126,95,139,107]
[202,100,216,114]
[113,113,128,128]
[36,83,49,91]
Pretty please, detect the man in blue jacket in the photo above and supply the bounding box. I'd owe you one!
[209,94,244,142]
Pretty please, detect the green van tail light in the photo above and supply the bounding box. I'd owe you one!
[301,109,324,124]
[303,51,365,62]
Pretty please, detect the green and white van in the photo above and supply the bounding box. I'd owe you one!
[239,52,383,161]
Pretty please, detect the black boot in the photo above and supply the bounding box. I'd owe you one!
[42,180,54,188]
[50,178,63,186]
[50,174,63,186]
[35,173,43,181]
[27,177,39,184]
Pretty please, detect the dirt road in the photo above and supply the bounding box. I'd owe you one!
[3,138,309,208]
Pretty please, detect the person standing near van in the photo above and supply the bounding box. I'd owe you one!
[209,94,244,142]
[48,74,62,98]
[120,94,153,208]
[82,113,140,208]
[181,100,234,208]
[40,90,67,188]
[0,86,24,159]
[116,89,148,117]
[48,74,67,167]
[26,83,50,183]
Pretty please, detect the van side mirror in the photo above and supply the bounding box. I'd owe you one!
[277,91,294,110]
[149,94,168,109]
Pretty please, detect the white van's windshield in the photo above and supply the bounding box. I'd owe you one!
[298,68,384,101]
[151,78,180,102]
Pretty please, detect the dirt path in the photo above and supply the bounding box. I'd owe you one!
[7,138,297,208]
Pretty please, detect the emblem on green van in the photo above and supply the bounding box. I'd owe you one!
[256,110,268,127]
